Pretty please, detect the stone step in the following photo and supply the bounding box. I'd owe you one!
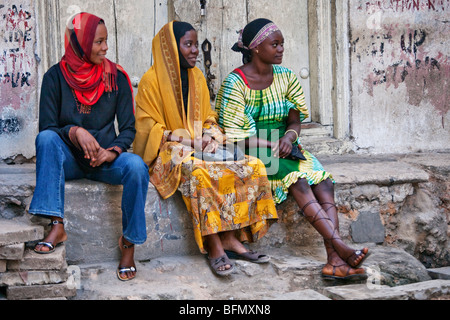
[1,153,448,301]
[301,136,352,155]
[0,268,70,288]
[6,282,76,300]
[0,152,448,265]
[6,245,67,271]
[428,267,450,280]
[323,280,450,300]
[0,244,75,300]
[0,219,43,247]
[0,243,25,261]
[71,249,333,300]
[71,246,446,300]
[0,219,74,300]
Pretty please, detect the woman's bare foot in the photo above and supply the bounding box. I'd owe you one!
[219,231,248,254]
[34,218,67,253]
[343,247,370,268]
[330,239,370,268]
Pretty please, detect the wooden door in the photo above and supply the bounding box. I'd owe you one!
[56,0,168,87]
[172,0,312,121]
[247,0,311,122]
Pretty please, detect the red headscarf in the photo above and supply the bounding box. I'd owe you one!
[60,12,133,107]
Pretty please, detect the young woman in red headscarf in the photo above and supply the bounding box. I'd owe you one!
[29,13,149,281]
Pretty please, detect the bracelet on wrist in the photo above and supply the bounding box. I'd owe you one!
[284,129,299,142]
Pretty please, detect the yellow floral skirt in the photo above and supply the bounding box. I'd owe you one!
[178,155,278,254]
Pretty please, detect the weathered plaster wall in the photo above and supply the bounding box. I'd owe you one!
[0,0,38,160]
[1,0,449,161]
[350,0,450,153]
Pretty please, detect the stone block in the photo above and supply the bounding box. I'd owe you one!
[350,211,385,243]
[321,158,429,185]
[0,243,24,260]
[324,283,409,300]
[351,184,381,201]
[327,278,450,300]
[267,289,331,300]
[0,260,6,273]
[63,180,199,264]
[0,269,69,287]
[6,282,76,300]
[390,279,450,300]
[0,219,43,246]
[363,246,431,286]
[7,245,67,271]
[427,267,450,280]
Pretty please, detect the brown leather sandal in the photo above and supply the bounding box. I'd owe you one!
[318,202,371,268]
[322,262,367,281]
[301,200,371,268]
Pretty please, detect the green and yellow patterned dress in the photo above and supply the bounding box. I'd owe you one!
[215,65,334,204]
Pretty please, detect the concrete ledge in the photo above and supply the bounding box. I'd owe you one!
[0,219,43,246]
[6,282,76,300]
[319,154,430,185]
[323,279,450,300]
[62,181,199,264]
[428,267,450,280]
[1,152,448,265]
[7,245,67,271]
[53,153,434,264]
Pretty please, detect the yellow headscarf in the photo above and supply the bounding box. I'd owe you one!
[134,21,217,198]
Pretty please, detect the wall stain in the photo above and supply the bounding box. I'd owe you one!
[0,2,36,133]
[359,27,449,126]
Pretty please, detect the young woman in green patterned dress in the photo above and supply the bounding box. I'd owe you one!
[215,18,369,280]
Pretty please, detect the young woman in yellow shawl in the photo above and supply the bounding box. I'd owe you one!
[134,21,278,276]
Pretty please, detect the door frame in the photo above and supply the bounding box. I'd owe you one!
[308,0,350,140]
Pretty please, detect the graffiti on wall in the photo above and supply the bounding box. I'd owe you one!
[0,3,36,134]
[353,2,450,125]
[359,0,450,13]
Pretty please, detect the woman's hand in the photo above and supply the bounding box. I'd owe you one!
[75,127,100,161]
[203,139,219,153]
[272,108,302,158]
[279,132,296,158]
[272,135,293,158]
[202,134,218,152]
[89,148,118,167]
[193,134,218,153]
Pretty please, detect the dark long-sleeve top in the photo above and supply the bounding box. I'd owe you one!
[39,63,135,168]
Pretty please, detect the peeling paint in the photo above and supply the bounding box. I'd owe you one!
[0,2,36,112]
[387,53,449,118]
[0,0,38,160]
[363,33,450,120]
[351,0,449,153]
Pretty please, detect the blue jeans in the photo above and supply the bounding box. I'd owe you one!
[29,130,149,245]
